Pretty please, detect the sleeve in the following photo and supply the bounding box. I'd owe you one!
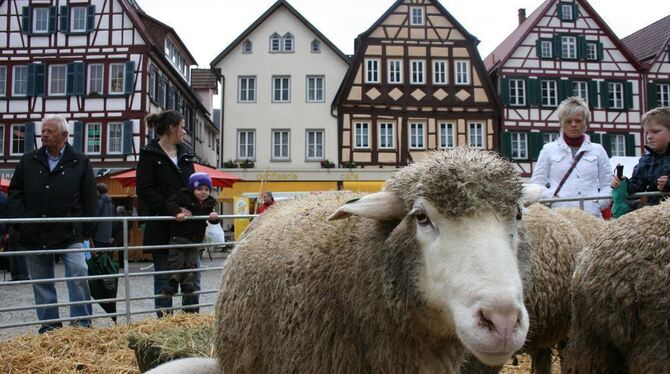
[7,157,27,218]
[529,146,552,198]
[165,192,182,217]
[596,148,613,209]
[80,157,98,238]
[626,157,646,194]
[136,152,168,215]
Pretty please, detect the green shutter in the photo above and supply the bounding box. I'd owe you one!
[501,77,510,105]
[601,133,612,157]
[527,78,540,106]
[556,3,564,19]
[573,4,579,20]
[649,82,658,109]
[624,81,634,109]
[588,80,599,108]
[86,5,96,32]
[600,81,610,109]
[73,121,84,151]
[67,62,85,96]
[577,35,586,59]
[597,42,604,60]
[122,121,133,155]
[553,35,562,59]
[124,61,135,95]
[558,79,572,102]
[25,123,36,153]
[22,7,31,34]
[536,39,543,58]
[529,132,542,160]
[26,64,35,97]
[67,62,75,96]
[34,64,45,96]
[502,132,512,159]
[59,6,69,33]
[48,6,57,33]
[626,134,637,156]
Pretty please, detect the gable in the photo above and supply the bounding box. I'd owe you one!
[367,1,465,42]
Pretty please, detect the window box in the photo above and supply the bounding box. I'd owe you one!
[320,159,336,169]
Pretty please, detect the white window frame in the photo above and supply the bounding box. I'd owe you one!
[410,6,424,26]
[561,36,577,59]
[509,79,526,106]
[282,34,294,52]
[70,6,87,33]
[409,122,425,150]
[10,124,26,155]
[438,122,455,149]
[272,76,290,103]
[238,76,256,103]
[586,43,598,60]
[242,40,253,54]
[271,129,290,161]
[270,33,281,52]
[87,64,104,95]
[573,81,588,102]
[365,59,380,84]
[48,64,67,96]
[306,129,324,160]
[468,122,484,149]
[0,66,6,96]
[611,134,626,157]
[354,122,370,149]
[543,132,559,144]
[541,40,553,58]
[388,59,403,84]
[608,82,624,109]
[33,7,49,34]
[657,83,670,107]
[433,60,448,85]
[311,40,321,53]
[85,123,102,155]
[410,60,425,85]
[109,63,125,95]
[306,76,325,103]
[511,133,528,160]
[455,60,470,85]
[107,122,123,154]
[378,122,395,149]
[541,80,558,107]
[561,4,574,21]
[237,130,255,160]
[13,66,28,96]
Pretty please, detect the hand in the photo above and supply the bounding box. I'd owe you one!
[176,212,187,221]
[179,207,192,216]
[658,176,668,191]
[209,212,218,221]
[611,175,621,188]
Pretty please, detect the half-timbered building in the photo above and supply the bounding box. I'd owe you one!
[0,0,216,179]
[484,0,644,176]
[622,15,670,110]
[334,0,499,168]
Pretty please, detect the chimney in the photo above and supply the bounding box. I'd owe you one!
[518,8,527,26]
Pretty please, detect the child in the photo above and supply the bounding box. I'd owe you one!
[612,107,670,207]
[162,172,219,296]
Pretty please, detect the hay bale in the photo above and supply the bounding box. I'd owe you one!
[129,325,213,372]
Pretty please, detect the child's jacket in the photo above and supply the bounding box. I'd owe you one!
[165,188,219,243]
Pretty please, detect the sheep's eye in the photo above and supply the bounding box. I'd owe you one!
[516,206,523,221]
[415,211,431,226]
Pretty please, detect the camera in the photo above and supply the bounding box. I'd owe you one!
[616,164,624,179]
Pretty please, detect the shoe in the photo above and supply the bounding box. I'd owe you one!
[38,323,63,334]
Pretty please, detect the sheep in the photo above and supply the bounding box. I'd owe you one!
[144,358,218,374]
[213,148,538,373]
[554,207,606,243]
[562,199,670,373]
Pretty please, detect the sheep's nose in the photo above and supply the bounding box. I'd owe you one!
[478,308,522,349]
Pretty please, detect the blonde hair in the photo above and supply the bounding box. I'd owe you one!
[557,97,590,126]
[641,107,670,130]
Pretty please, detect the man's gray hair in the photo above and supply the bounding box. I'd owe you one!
[42,114,69,134]
[557,97,591,126]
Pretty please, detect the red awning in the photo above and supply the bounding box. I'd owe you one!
[110,163,242,188]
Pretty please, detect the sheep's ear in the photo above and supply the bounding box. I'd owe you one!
[520,183,542,207]
[327,191,406,221]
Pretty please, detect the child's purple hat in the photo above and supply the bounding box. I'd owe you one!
[188,172,212,190]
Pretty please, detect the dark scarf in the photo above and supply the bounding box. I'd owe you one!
[563,133,585,148]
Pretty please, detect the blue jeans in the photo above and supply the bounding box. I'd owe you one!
[152,251,200,317]
[24,242,92,331]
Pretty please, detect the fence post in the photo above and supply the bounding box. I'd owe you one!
[123,218,131,324]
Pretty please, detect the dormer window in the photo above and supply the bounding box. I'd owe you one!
[283,33,294,52]
[311,39,321,53]
[270,33,281,52]
[558,2,578,21]
[410,6,424,26]
[243,40,253,54]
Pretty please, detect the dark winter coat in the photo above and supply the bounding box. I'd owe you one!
[8,143,97,250]
[94,193,115,243]
[627,145,670,205]
[136,139,195,250]
[165,188,219,243]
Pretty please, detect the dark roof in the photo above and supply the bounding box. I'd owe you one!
[622,15,670,64]
[210,0,349,67]
[191,69,219,90]
[136,12,198,65]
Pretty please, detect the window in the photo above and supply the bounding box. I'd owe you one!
[306,76,324,102]
[242,40,253,54]
[439,122,455,149]
[11,124,26,155]
[410,60,425,84]
[85,123,101,154]
[147,68,155,99]
[272,130,290,160]
[109,63,125,94]
[84,64,103,95]
[237,130,255,159]
[409,122,425,149]
[509,79,526,106]
[48,65,67,95]
[511,133,528,159]
[379,122,395,149]
[561,36,577,59]
[283,34,294,52]
[310,40,321,53]
[573,81,588,102]
[586,43,598,60]
[0,125,4,155]
[541,80,558,107]
[543,132,559,144]
[71,7,87,33]
[0,66,6,96]
[658,84,670,107]
[107,122,123,154]
[608,82,624,109]
[306,130,324,160]
[561,4,574,21]
[468,122,484,149]
[13,66,28,96]
[33,8,49,34]
[272,76,290,102]
[365,59,380,84]
[433,60,448,85]
[455,60,470,85]
[270,33,281,52]
[354,122,369,149]
[541,40,553,58]
[611,134,626,157]
[388,60,403,84]
[410,6,424,25]
[238,76,256,102]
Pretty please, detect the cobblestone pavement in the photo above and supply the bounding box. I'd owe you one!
[0,250,229,341]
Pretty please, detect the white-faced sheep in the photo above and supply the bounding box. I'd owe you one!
[562,200,670,373]
[211,148,537,373]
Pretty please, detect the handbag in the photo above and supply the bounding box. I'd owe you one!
[553,150,586,197]
[204,221,226,245]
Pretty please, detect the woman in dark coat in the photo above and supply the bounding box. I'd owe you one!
[136,110,198,317]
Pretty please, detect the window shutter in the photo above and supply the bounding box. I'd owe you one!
[572,4,579,20]
[624,81,634,109]
[535,39,543,58]
[577,36,586,59]
[73,121,84,151]
[597,42,604,60]
[166,86,174,110]
[67,62,75,96]
[588,80,599,108]
[556,4,563,19]
[59,6,69,33]
[600,133,612,157]
[122,121,133,155]
[25,122,35,153]
[27,64,36,97]
[553,35,562,59]
[625,134,636,156]
[67,62,84,96]
[501,77,510,105]
[599,81,609,109]
[648,82,658,109]
[558,79,572,102]
[48,6,57,33]
[22,7,31,34]
[529,132,542,161]
[158,76,165,107]
[124,61,135,95]
[86,5,96,32]
[501,132,511,159]
[527,78,540,106]
[34,64,46,97]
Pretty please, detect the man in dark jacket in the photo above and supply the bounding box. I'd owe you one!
[8,114,97,333]
[93,183,115,248]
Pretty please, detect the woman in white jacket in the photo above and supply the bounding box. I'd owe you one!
[530,97,613,218]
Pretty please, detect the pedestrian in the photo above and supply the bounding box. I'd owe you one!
[0,191,29,281]
[136,110,199,317]
[93,183,115,248]
[8,114,97,333]
[255,191,275,214]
